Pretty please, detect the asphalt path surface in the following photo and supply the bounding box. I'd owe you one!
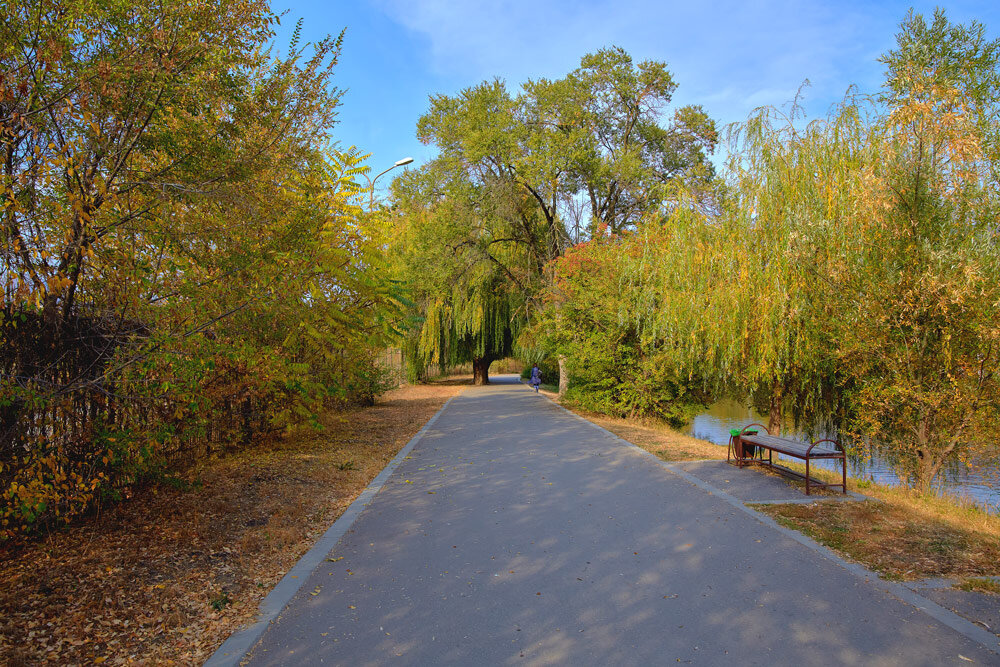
[243,377,998,666]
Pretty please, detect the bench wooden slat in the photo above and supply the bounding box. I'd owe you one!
[741,434,842,458]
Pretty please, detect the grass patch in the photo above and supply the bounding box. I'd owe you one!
[209,591,233,611]
[758,499,1000,581]
[956,577,1000,595]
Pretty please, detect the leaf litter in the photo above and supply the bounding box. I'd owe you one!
[0,380,467,665]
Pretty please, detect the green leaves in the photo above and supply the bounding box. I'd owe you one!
[402,47,719,385]
[537,12,1000,493]
[0,3,403,538]
[416,47,717,246]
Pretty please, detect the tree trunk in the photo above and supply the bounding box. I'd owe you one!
[472,357,492,385]
[558,354,568,398]
[915,449,935,494]
[913,417,939,494]
[767,382,782,437]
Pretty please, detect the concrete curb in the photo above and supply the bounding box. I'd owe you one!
[538,392,1000,655]
[905,575,1000,590]
[204,394,461,667]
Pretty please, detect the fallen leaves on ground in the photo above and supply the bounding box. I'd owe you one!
[760,500,1000,581]
[0,379,468,665]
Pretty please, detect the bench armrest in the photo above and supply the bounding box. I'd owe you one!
[806,438,843,456]
[739,423,769,436]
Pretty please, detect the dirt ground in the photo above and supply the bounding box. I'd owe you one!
[0,379,468,666]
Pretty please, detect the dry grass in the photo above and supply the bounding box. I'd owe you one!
[760,459,1000,539]
[724,441,1000,584]
[543,391,725,462]
[759,496,1000,581]
[0,378,468,666]
[956,577,1000,595]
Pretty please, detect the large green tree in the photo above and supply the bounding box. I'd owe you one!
[391,167,532,385]
[405,47,717,387]
[417,46,717,244]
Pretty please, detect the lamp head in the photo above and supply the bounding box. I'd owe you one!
[395,157,415,167]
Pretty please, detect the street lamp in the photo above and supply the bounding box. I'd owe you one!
[369,156,414,208]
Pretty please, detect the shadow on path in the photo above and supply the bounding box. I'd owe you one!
[240,379,999,666]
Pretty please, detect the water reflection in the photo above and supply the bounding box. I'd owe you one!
[684,399,1000,513]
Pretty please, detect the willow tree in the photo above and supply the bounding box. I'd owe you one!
[812,10,1000,492]
[696,102,871,435]
[531,219,714,423]
[391,168,534,384]
[657,8,1000,491]
[413,47,717,391]
[590,105,847,437]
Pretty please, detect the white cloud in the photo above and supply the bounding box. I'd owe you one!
[368,0,1000,136]
[371,1,882,122]
[370,0,603,82]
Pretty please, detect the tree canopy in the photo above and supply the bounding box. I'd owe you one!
[397,47,718,384]
[1,1,401,539]
[535,9,1000,493]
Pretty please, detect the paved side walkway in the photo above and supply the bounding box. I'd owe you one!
[238,378,998,665]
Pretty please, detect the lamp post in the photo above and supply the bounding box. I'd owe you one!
[368,156,414,208]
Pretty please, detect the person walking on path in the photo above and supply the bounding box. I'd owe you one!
[529,363,542,392]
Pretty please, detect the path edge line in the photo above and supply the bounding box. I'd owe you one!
[204,393,461,667]
[532,386,1000,655]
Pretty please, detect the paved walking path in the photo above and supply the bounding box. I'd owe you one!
[229,378,999,665]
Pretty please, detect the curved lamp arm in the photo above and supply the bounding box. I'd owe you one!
[369,157,414,208]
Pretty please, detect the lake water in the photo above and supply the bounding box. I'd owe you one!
[684,399,1000,512]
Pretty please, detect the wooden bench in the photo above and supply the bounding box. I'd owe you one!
[728,423,846,495]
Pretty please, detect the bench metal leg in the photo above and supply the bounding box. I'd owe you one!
[746,445,847,496]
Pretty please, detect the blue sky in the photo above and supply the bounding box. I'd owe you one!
[272,1,1000,181]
